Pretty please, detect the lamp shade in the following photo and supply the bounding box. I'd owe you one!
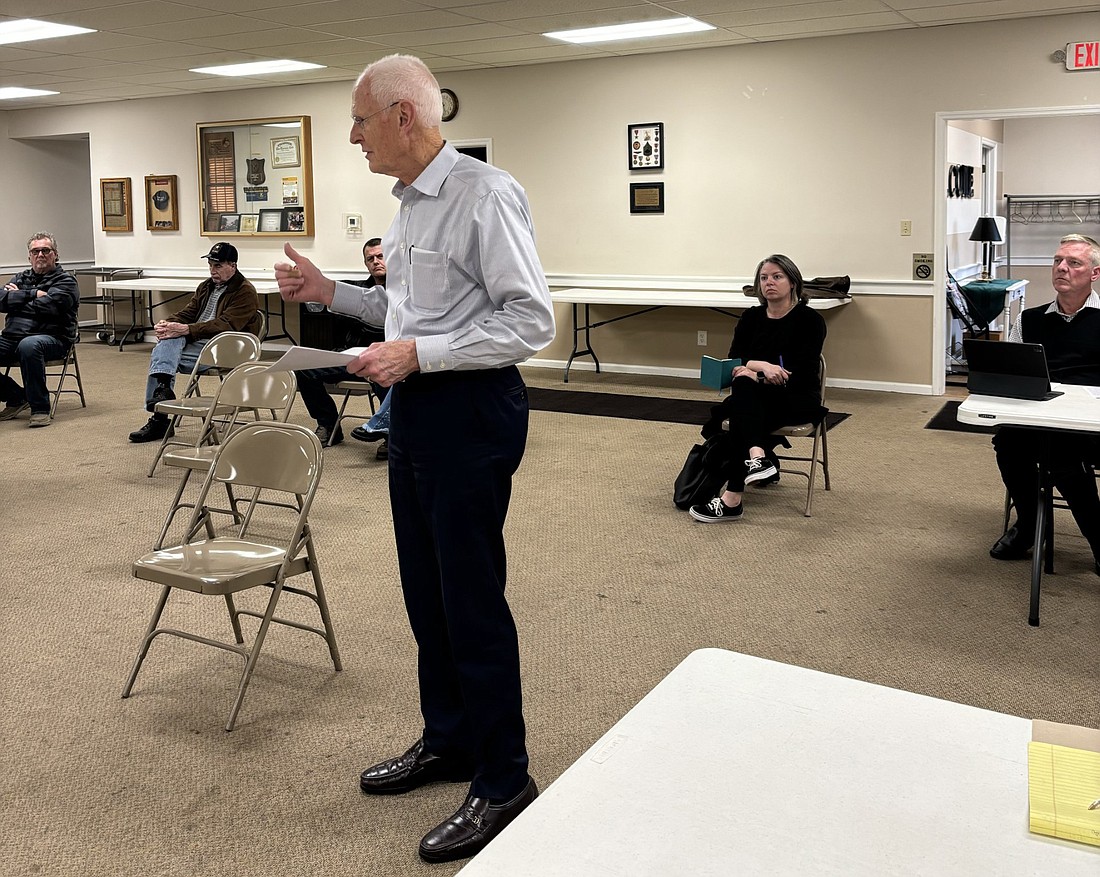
[969,216,1002,243]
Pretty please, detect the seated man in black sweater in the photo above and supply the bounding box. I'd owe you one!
[294,238,386,446]
[990,234,1100,568]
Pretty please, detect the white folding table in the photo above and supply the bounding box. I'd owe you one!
[458,649,1096,876]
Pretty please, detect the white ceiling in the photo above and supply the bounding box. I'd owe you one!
[0,0,1094,110]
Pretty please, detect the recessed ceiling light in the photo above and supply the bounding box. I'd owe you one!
[190,60,325,77]
[0,18,96,46]
[544,17,715,45]
[0,86,60,100]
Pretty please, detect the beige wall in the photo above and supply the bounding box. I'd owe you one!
[2,13,1098,391]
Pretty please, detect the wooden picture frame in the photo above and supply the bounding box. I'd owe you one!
[100,178,133,232]
[258,208,284,233]
[630,182,664,214]
[271,135,300,168]
[197,116,314,236]
[628,122,663,170]
[145,174,179,232]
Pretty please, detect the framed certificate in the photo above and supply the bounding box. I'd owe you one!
[100,178,133,232]
[258,208,284,233]
[271,135,300,168]
[629,182,664,214]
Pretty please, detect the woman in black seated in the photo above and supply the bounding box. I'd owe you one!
[690,254,827,522]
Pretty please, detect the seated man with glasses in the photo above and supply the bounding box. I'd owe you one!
[129,242,262,443]
[0,232,79,428]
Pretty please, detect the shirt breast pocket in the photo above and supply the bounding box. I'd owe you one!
[409,247,449,313]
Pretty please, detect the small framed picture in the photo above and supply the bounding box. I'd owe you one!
[258,209,284,233]
[218,213,241,232]
[145,174,179,231]
[100,178,133,232]
[240,214,257,233]
[629,182,664,214]
[628,122,663,170]
[271,135,300,168]
[282,207,305,232]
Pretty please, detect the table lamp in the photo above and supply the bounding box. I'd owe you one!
[969,216,1002,281]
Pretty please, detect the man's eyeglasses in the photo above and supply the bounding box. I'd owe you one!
[29,247,54,255]
[352,101,399,127]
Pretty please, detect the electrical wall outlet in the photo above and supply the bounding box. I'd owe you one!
[900,220,912,236]
[697,330,708,346]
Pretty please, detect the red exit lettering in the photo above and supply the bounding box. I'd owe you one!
[1067,41,1100,70]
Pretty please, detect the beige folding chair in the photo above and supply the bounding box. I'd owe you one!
[3,340,87,418]
[156,362,297,546]
[122,421,341,731]
[322,378,378,447]
[771,354,831,517]
[146,331,261,477]
[46,341,87,416]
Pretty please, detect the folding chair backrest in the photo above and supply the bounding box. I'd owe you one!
[212,422,322,495]
[196,331,262,371]
[215,362,297,420]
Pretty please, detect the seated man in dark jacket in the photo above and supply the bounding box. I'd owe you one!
[129,242,262,442]
[295,237,387,447]
[990,234,1100,568]
[0,231,80,428]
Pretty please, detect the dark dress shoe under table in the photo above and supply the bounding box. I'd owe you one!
[419,777,538,864]
[359,738,473,796]
[989,525,1033,560]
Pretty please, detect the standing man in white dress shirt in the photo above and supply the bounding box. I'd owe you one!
[274,53,554,864]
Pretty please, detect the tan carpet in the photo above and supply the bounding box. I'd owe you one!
[1,342,1096,877]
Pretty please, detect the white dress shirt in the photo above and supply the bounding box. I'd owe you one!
[329,142,554,372]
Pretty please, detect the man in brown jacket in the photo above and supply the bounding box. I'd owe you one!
[129,242,261,442]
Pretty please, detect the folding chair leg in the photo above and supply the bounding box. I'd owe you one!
[224,594,245,644]
[147,415,183,477]
[820,427,830,491]
[225,583,285,731]
[308,561,343,671]
[121,585,173,698]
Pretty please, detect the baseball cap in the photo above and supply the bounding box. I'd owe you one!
[202,242,238,263]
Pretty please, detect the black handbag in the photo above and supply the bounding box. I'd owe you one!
[673,434,729,510]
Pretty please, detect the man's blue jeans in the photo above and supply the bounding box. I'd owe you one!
[0,334,69,414]
[145,336,208,406]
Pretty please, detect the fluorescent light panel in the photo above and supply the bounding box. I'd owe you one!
[0,18,95,46]
[544,16,715,44]
[190,60,325,77]
[0,86,59,100]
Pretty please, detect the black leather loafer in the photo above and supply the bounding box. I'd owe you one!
[350,425,386,443]
[989,525,1033,560]
[418,777,538,864]
[359,738,473,796]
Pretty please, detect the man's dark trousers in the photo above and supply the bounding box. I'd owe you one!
[994,426,1100,555]
[0,334,68,413]
[387,366,530,803]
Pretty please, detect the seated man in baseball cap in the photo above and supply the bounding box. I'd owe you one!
[129,242,262,442]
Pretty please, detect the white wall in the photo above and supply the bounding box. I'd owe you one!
[0,117,94,266]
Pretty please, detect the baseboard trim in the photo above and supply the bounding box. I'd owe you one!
[525,358,934,395]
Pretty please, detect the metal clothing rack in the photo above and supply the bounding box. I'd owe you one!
[1004,194,1100,276]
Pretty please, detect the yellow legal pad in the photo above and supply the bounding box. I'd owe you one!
[1028,740,1100,848]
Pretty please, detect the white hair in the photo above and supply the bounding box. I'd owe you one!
[360,54,442,129]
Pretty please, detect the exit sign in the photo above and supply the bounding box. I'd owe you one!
[1066,41,1100,70]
